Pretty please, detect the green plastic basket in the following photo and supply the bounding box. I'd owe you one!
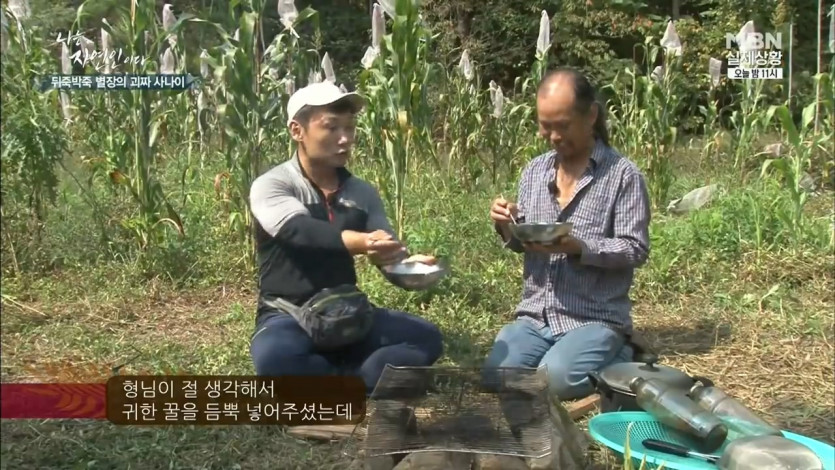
[588,412,835,470]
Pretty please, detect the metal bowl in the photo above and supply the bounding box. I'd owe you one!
[383,261,448,291]
[509,222,573,244]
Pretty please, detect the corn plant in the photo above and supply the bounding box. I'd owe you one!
[357,0,435,240]
[437,50,486,185]
[67,0,198,251]
[723,22,774,175]
[644,57,683,207]
[0,5,68,270]
[813,71,834,183]
[156,5,193,150]
[606,69,642,159]
[698,58,725,167]
[482,11,556,185]
[483,81,506,185]
[760,89,826,251]
[157,5,204,189]
[353,3,387,183]
[728,77,769,174]
[202,0,318,264]
[483,80,541,186]
[504,9,551,115]
[482,10,550,183]
[533,10,551,81]
[605,41,664,159]
[607,33,683,209]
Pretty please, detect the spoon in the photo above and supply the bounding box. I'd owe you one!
[500,194,518,224]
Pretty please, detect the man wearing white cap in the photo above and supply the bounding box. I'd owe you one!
[248,81,443,396]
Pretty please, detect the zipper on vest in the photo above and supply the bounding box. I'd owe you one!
[323,194,335,223]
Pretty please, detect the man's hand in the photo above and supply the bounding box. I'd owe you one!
[342,230,402,257]
[366,230,407,266]
[366,229,395,245]
[523,235,584,255]
[490,196,519,225]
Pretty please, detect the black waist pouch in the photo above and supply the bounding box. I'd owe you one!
[262,285,375,351]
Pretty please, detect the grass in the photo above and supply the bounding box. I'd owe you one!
[2,145,833,469]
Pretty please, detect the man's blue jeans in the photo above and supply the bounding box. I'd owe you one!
[482,318,633,401]
[250,308,444,395]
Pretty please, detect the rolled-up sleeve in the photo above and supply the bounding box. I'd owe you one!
[249,172,349,253]
[578,169,651,268]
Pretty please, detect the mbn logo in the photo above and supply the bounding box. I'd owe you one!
[725,32,782,50]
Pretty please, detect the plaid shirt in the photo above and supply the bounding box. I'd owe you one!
[498,139,651,336]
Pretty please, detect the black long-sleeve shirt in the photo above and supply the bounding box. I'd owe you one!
[249,155,398,324]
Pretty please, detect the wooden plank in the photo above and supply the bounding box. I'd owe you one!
[286,424,358,441]
[566,394,600,420]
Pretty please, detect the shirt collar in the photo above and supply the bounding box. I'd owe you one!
[589,138,608,167]
[290,152,352,188]
[549,138,608,174]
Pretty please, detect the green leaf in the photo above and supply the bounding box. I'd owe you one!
[760,158,787,178]
[773,106,799,147]
[148,118,164,150]
[801,102,816,130]
[163,200,185,236]
[295,7,318,25]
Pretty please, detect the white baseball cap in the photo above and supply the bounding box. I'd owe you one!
[286,81,365,126]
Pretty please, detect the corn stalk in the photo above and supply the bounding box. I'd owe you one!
[0,6,67,268]
[698,59,724,167]
[438,52,485,186]
[70,0,193,251]
[484,80,539,187]
[643,46,683,208]
[203,0,318,265]
[728,77,768,174]
[760,93,821,251]
[482,12,551,185]
[607,38,683,209]
[357,0,434,241]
